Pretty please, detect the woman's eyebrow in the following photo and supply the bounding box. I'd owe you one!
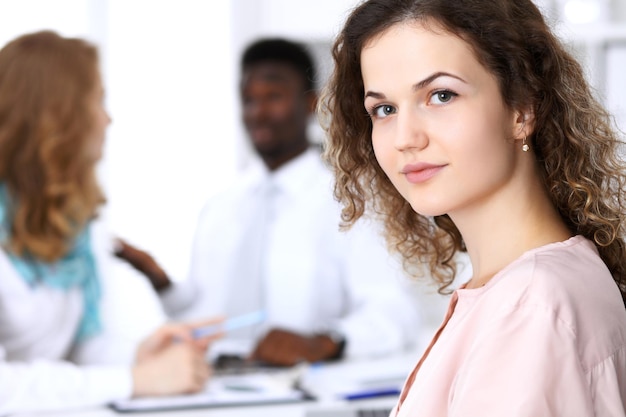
[412,71,466,91]
[364,71,467,100]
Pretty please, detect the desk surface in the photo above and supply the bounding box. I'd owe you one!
[14,398,398,417]
[14,397,400,417]
[14,402,309,417]
[12,351,421,417]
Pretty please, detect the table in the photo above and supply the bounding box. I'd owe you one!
[13,398,398,417]
[11,351,421,417]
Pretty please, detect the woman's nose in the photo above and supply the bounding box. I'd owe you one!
[394,109,428,151]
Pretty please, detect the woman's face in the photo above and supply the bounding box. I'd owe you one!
[362,21,524,218]
[86,73,111,161]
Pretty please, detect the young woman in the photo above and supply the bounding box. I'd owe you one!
[0,31,218,414]
[321,0,626,415]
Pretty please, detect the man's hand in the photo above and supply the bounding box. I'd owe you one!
[114,238,172,292]
[250,328,343,367]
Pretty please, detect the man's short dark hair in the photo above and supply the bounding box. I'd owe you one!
[241,38,317,92]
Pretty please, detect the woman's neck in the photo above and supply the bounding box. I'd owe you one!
[452,178,572,289]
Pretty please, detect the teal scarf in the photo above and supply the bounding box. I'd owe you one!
[0,183,101,340]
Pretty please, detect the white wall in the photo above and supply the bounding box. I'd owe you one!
[0,0,93,44]
[101,1,238,281]
[607,46,626,136]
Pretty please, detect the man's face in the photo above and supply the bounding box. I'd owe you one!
[241,62,312,159]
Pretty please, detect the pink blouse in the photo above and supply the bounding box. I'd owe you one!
[392,236,626,417]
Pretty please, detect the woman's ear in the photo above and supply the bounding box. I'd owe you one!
[514,108,535,140]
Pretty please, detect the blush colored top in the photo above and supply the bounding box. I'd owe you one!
[392,235,626,417]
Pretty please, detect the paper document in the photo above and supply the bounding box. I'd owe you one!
[110,367,311,413]
[299,352,416,401]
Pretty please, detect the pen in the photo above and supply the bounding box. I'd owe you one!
[192,310,266,339]
[342,387,401,401]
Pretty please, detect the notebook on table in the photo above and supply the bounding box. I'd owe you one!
[110,365,312,413]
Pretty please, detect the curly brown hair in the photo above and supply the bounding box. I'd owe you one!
[320,0,626,301]
[0,31,105,262]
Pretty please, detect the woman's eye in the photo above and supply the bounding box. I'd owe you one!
[430,90,457,104]
[373,105,396,118]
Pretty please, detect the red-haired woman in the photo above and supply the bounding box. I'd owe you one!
[0,31,219,414]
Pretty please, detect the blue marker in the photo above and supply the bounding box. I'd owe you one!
[192,310,266,339]
[342,387,401,401]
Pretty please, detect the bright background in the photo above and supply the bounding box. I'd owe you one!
[1,0,625,287]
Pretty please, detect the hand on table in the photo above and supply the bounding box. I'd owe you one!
[250,328,343,367]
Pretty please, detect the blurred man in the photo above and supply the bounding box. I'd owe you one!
[117,38,421,366]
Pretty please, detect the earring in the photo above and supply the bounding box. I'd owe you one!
[522,135,529,152]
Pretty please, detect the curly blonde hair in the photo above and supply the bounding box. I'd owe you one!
[0,31,105,262]
[320,0,626,301]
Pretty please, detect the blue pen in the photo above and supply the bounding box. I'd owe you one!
[343,387,401,401]
[192,310,266,339]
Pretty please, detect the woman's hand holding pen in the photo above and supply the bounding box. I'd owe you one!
[131,319,224,397]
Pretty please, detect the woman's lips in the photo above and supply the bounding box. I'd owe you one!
[401,163,446,184]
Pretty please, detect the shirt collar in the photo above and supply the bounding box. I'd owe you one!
[260,147,323,197]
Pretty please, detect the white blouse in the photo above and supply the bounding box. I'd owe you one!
[0,220,165,415]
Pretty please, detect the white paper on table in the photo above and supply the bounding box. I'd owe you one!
[109,367,311,413]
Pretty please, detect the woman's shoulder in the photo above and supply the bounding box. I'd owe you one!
[495,236,613,297]
[521,235,617,305]
[499,235,626,367]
